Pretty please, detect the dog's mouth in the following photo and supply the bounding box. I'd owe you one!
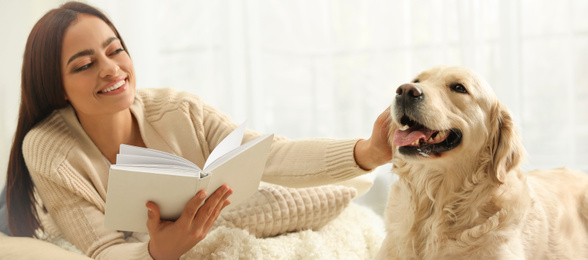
[394,115,462,157]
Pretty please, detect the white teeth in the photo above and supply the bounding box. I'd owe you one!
[99,80,125,93]
[400,125,410,131]
[425,130,450,143]
[436,131,449,141]
[429,130,449,143]
[411,139,420,146]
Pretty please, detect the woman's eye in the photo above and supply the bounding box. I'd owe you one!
[110,48,125,56]
[450,83,468,94]
[74,63,93,72]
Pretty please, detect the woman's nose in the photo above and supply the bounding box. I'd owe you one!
[99,57,120,78]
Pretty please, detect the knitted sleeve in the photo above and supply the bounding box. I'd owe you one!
[136,88,370,188]
[187,92,371,188]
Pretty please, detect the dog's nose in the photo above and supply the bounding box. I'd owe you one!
[396,83,423,99]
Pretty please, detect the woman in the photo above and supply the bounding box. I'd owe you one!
[6,1,392,259]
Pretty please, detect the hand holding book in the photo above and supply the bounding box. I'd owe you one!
[146,185,232,260]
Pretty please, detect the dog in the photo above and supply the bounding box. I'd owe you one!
[376,66,588,260]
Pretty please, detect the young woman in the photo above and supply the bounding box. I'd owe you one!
[5,1,392,259]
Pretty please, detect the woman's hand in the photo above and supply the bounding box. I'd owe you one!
[354,107,393,170]
[145,185,233,260]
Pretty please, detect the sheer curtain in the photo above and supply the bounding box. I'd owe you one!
[1,0,587,214]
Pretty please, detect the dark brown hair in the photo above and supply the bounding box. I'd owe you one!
[6,1,129,237]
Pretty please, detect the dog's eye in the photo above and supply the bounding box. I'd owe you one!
[413,79,420,83]
[450,83,468,94]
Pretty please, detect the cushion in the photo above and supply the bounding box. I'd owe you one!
[213,184,357,237]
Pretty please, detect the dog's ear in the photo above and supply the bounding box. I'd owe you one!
[487,103,524,183]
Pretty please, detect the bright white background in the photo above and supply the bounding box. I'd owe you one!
[1,0,587,215]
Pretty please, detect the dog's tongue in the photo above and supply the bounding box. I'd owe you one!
[394,126,437,146]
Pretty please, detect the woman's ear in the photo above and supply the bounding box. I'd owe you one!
[488,102,524,183]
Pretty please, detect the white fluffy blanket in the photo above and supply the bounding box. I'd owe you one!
[187,203,384,259]
[52,203,384,259]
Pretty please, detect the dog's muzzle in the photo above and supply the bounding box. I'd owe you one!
[392,83,462,157]
[395,83,423,112]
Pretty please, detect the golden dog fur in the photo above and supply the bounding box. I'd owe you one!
[377,66,588,259]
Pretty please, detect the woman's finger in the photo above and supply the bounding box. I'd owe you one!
[193,191,231,235]
[178,190,207,224]
[145,201,161,231]
[193,186,232,226]
[202,199,231,233]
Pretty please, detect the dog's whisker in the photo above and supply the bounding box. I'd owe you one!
[451,129,463,139]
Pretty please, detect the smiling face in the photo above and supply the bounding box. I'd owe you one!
[390,66,498,163]
[61,14,135,118]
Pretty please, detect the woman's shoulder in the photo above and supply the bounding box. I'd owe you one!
[22,107,85,176]
[135,88,203,107]
[133,87,206,117]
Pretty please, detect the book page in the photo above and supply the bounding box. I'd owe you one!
[110,164,199,177]
[119,144,198,169]
[116,154,197,170]
[203,121,247,170]
[204,133,273,209]
[205,133,271,172]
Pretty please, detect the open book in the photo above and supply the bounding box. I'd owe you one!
[104,122,274,233]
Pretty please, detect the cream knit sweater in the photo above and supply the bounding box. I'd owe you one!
[22,88,368,259]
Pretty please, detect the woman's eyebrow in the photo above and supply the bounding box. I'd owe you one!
[67,49,94,65]
[66,37,120,65]
[102,36,119,48]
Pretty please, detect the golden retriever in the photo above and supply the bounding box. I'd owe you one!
[376,66,588,260]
